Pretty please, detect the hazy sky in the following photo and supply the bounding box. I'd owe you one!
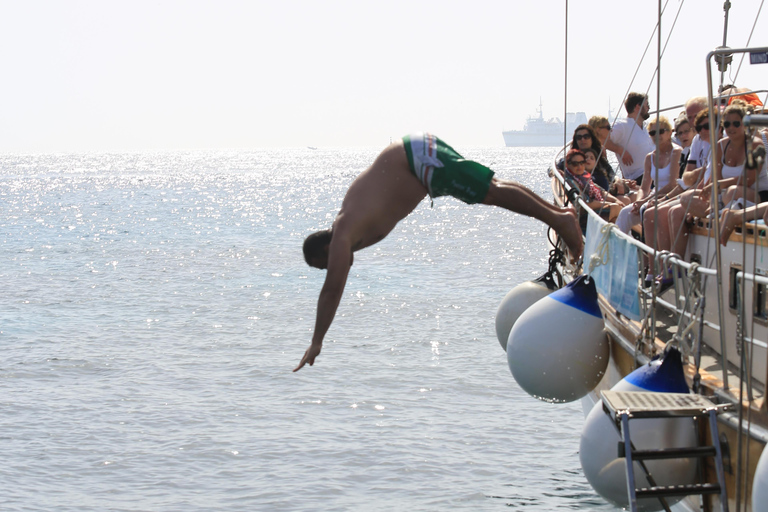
[1,0,767,152]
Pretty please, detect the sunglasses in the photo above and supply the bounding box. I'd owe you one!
[695,123,710,132]
[574,133,592,141]
[568,160,586,166]
[648,128,668,137]
[676,128,692,136]
[723,120,742,129]
[600,125,611,131]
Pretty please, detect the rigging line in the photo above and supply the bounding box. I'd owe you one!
[608,0,667,158]
[737,135,755,405]
[615,0,666,115]
[612,0,678,168]
[649,0,664,347]
[642,0,686,102]
[733,0,765,83]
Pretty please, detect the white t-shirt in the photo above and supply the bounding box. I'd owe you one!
[688,134,711,170]
[609,117,655,181]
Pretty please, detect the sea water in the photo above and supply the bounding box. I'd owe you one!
[0,147,615,511]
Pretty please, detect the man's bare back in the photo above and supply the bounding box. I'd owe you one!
[294,134,582,371]
[334,141,427,253]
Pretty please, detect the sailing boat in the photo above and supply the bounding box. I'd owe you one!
[505,2,768,511]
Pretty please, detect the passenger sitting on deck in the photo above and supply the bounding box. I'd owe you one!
[589,115,640,198]
[667,101,767,256]
[584,148,630,205]
[643,110,709,258]
[556,124,610,184]
[715,101,768,207]
[615,116,681,234]
[573,124,614,190]
[563,148,623,223]
[673,111,695,177]
[667,110,718,259]
[606,92,655,185]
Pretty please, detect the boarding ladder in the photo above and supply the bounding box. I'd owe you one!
[600,390,730,512]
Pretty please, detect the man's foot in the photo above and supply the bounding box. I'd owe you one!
[557,207,584,263]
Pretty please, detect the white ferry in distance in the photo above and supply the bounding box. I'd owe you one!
[502,100,587,147]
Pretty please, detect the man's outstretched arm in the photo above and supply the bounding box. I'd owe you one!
[293,235,352,372]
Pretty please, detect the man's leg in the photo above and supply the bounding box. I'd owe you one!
[482,178,583,260]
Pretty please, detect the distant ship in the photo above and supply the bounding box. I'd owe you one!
[502,100,588,147]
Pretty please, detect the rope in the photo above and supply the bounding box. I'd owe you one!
[588,222,614,275]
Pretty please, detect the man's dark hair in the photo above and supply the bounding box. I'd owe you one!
[624,92,648,114]
[719,84,736,93]
[303,229,333,266]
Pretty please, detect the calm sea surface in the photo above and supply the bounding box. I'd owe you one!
[0,147,616,511]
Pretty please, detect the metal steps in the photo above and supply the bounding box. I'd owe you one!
[601,390,730,512]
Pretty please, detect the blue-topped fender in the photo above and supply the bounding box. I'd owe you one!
[548,274,602,319]
[625,346,690,394]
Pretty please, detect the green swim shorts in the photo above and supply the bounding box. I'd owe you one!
[402,133,494,205]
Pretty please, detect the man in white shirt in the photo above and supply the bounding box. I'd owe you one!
[606,92,655,184]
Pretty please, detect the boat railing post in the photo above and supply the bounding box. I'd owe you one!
[706,48,730,392]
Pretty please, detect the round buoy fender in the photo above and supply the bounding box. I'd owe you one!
[506,275,608,403]
[753,445,768,512]
[495,279,555,351]
[579,347,696,511]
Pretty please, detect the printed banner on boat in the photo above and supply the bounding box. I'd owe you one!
[584,214,641,320]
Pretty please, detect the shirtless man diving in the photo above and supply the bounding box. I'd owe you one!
[294,133,583,371]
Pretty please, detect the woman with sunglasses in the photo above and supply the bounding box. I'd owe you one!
[557,124,616,191]
[708,101,768,207]
[666,102,768,255]
[562,148,623,222]
[615,116,681,234]
[665,110,722,259]
[640,111,715,260]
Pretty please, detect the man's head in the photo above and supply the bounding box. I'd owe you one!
[684,96,707,124]
[625,92,649,119]
[303,229,333,269]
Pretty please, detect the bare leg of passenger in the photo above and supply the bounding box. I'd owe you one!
[644,208,660,252]
[482,178,583,261]
[669,204,690,259]
[725,185,758,205]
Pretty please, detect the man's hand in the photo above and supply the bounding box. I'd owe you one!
[621,152,634,166]
[293,342,322,372]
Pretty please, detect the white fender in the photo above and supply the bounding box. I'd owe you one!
[579,347,697,511]
[507,275,608,403]
[495,279,555,351]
